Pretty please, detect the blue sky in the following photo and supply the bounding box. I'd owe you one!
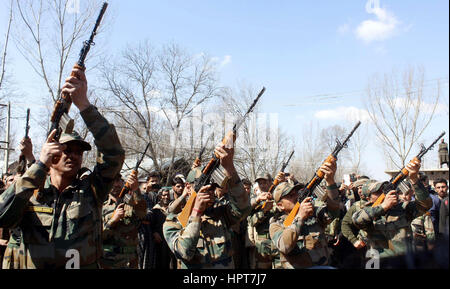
[0,0,448,179]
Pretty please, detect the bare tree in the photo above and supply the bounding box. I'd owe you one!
[99,41,163,174]
[219,83,294,181]
[365,66,441,169]
[13,0,105,102]
[318,122,368,178]
[290,121,326,184]
[157,43,220,185]
[0,0,13,93]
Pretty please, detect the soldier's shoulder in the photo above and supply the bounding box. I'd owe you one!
[165,212,178,221]
[270,213,286,224]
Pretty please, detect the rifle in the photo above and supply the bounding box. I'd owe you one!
[177,87,266,227]
[258,150,295,210]
[371,131,446,207]
[117,142,151,205]
[192,132,214,168]
[49,2,108,141]
[17,108,30,174]
[283,121,361,227]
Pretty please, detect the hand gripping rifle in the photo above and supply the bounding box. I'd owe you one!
[371,131,446,207]
[17,108,30,174]
[177,87,266,227]
[49,2,108,141]
[257,150,295,210]
[283,121,361,227]
[117,142,151,205]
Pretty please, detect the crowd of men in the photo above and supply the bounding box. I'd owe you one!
[0,68,448,269]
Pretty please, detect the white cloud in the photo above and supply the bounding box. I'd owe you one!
[314,106,371,122]
[211,55,232,68]
[355,4,399,43]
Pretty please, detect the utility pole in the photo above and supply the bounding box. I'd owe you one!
[0,102,13,175]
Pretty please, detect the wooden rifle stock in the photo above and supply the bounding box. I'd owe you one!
[283,154,336,227]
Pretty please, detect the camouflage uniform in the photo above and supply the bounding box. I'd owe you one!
[0,105,125,269]
[341,200,368,246]
[249,205,280,269]
[411,212,435,251]
[163,174,251,269]
[269,182,340,269]
[101,191,147,269]
[352,181,432,259]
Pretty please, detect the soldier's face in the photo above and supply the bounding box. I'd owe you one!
[435,182,448,198]
[257,179,270,192]
[112,178,124,195]
[278,189,298,213]
[369,192,382,203]
[400,189,413,202]
[51,142,83,177]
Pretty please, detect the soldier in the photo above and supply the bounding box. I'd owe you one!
[101,171,147,269]
[137,171,161,269]
[246,173,272,268]
[269,160,340,269]
[352,159,432,263]
[438,139,448,168]
[341,179,373,250]
[16,136,37,176]
[398,185,435,252]
[163,141,251,269]
[249,172,285,269]
[339,179,374,268]
[0,67,125,269]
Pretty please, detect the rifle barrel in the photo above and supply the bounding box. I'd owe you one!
[417,131,445,159]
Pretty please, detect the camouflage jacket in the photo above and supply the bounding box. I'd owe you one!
[101,192,147,268]
[163,174,251,269]
[411,212,435,245]
[249,205,281,263]
[341,200,367,244]
[352,182,432,258]
[0,105,124,269]
[269,190,340,269]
